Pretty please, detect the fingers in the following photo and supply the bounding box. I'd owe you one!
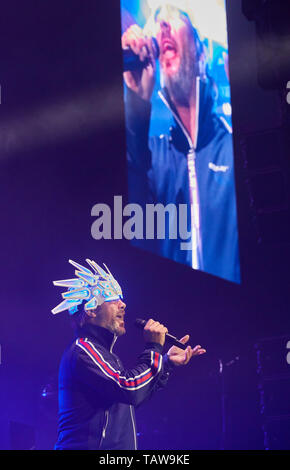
[183,346,191,365]
[122,24,147,57]
[144,318,154,329]
[145,319,168,335]
[178,336,206,355]
[183,345,206,364]
[179,335,190,345]
[192,345,206,356]
[144,319,168,347]
[122,24,156,101]
[122,24,155,70]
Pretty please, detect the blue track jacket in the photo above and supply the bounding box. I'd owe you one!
[54,324,172,450]
[126,79,240,283]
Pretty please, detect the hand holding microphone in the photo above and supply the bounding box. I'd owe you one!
[121,24,157,101]
[135,318,187,349]
[142,318,168,347]
[134,318,206,366]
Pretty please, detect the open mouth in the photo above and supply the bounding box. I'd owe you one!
[161,38,177,59]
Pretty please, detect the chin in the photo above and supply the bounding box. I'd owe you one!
[116,327,126,336]
[111,322,126,336]
[162,56,180,76]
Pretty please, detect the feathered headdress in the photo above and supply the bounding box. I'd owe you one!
[51,259,123,315]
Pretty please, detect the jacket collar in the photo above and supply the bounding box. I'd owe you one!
[158,76,217,152]
[76,323,117,352]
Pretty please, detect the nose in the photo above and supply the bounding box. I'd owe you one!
[119,299,126,310]
[158,19,171,36]
[156,5,172,31]
[161,19,170,30]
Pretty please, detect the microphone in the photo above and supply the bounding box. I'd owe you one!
[123,37,159,72]
[134,318,187,350]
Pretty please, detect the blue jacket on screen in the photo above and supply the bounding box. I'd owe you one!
[125,78,240,283]
[54,324,172,450]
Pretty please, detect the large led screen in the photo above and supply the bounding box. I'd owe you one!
[121,0,240,283]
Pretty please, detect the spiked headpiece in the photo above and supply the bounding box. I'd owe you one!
[51,259,123,315]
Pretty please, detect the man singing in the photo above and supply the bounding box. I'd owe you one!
[122,3,240,283]
[52,258,205,450]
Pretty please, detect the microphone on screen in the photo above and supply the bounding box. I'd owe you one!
[123,37,160,72]
[134,318,187,350]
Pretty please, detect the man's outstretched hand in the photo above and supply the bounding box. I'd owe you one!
[167,335,206,366]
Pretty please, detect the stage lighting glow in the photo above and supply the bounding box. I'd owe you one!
[0,83,123,157]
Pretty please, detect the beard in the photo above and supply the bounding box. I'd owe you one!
[109,318,126,336]
[164,41,197,108]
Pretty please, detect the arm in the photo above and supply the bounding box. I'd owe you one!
[122,24,156,102]
[75,320,171,407]
[122,25,156,206]
[125,86,152,175]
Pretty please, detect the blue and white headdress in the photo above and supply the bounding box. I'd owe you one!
[51,259,123,315]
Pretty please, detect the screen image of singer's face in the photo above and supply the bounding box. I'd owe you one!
[87,298,127,336]
[154,5,198,106]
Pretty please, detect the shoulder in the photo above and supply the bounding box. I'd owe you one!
[210,116,234,153]
[75,337,119,369]
[75,337,105,359]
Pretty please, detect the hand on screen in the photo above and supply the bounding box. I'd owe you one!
[122,24,156,101]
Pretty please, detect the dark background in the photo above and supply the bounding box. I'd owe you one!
[0,0,289,450]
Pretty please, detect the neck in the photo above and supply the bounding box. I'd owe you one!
[77,322,116,350]
[172,79,197,143]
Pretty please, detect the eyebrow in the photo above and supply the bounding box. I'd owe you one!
[154,7,161,21]
[154,7,189,25]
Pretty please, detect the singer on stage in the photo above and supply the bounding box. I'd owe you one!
[122,3,240,283]
[51,258,205,450]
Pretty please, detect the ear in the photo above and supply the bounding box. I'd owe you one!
[86,309,97,318]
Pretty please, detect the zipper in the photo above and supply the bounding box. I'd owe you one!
[187,147,201,270]
[110,335,117,353]
[99,410,109,449]
[158,77,202,269]
[130,405,137,450]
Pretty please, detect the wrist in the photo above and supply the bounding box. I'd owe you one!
[163,353,176,372]
[144,342,163,354]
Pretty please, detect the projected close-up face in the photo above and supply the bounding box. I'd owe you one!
[155,6,196,77]
[154,6,199,107]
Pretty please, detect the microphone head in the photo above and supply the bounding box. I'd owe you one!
[151,37,160,60]
[134,318,146,329]
[122,36,159,73]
